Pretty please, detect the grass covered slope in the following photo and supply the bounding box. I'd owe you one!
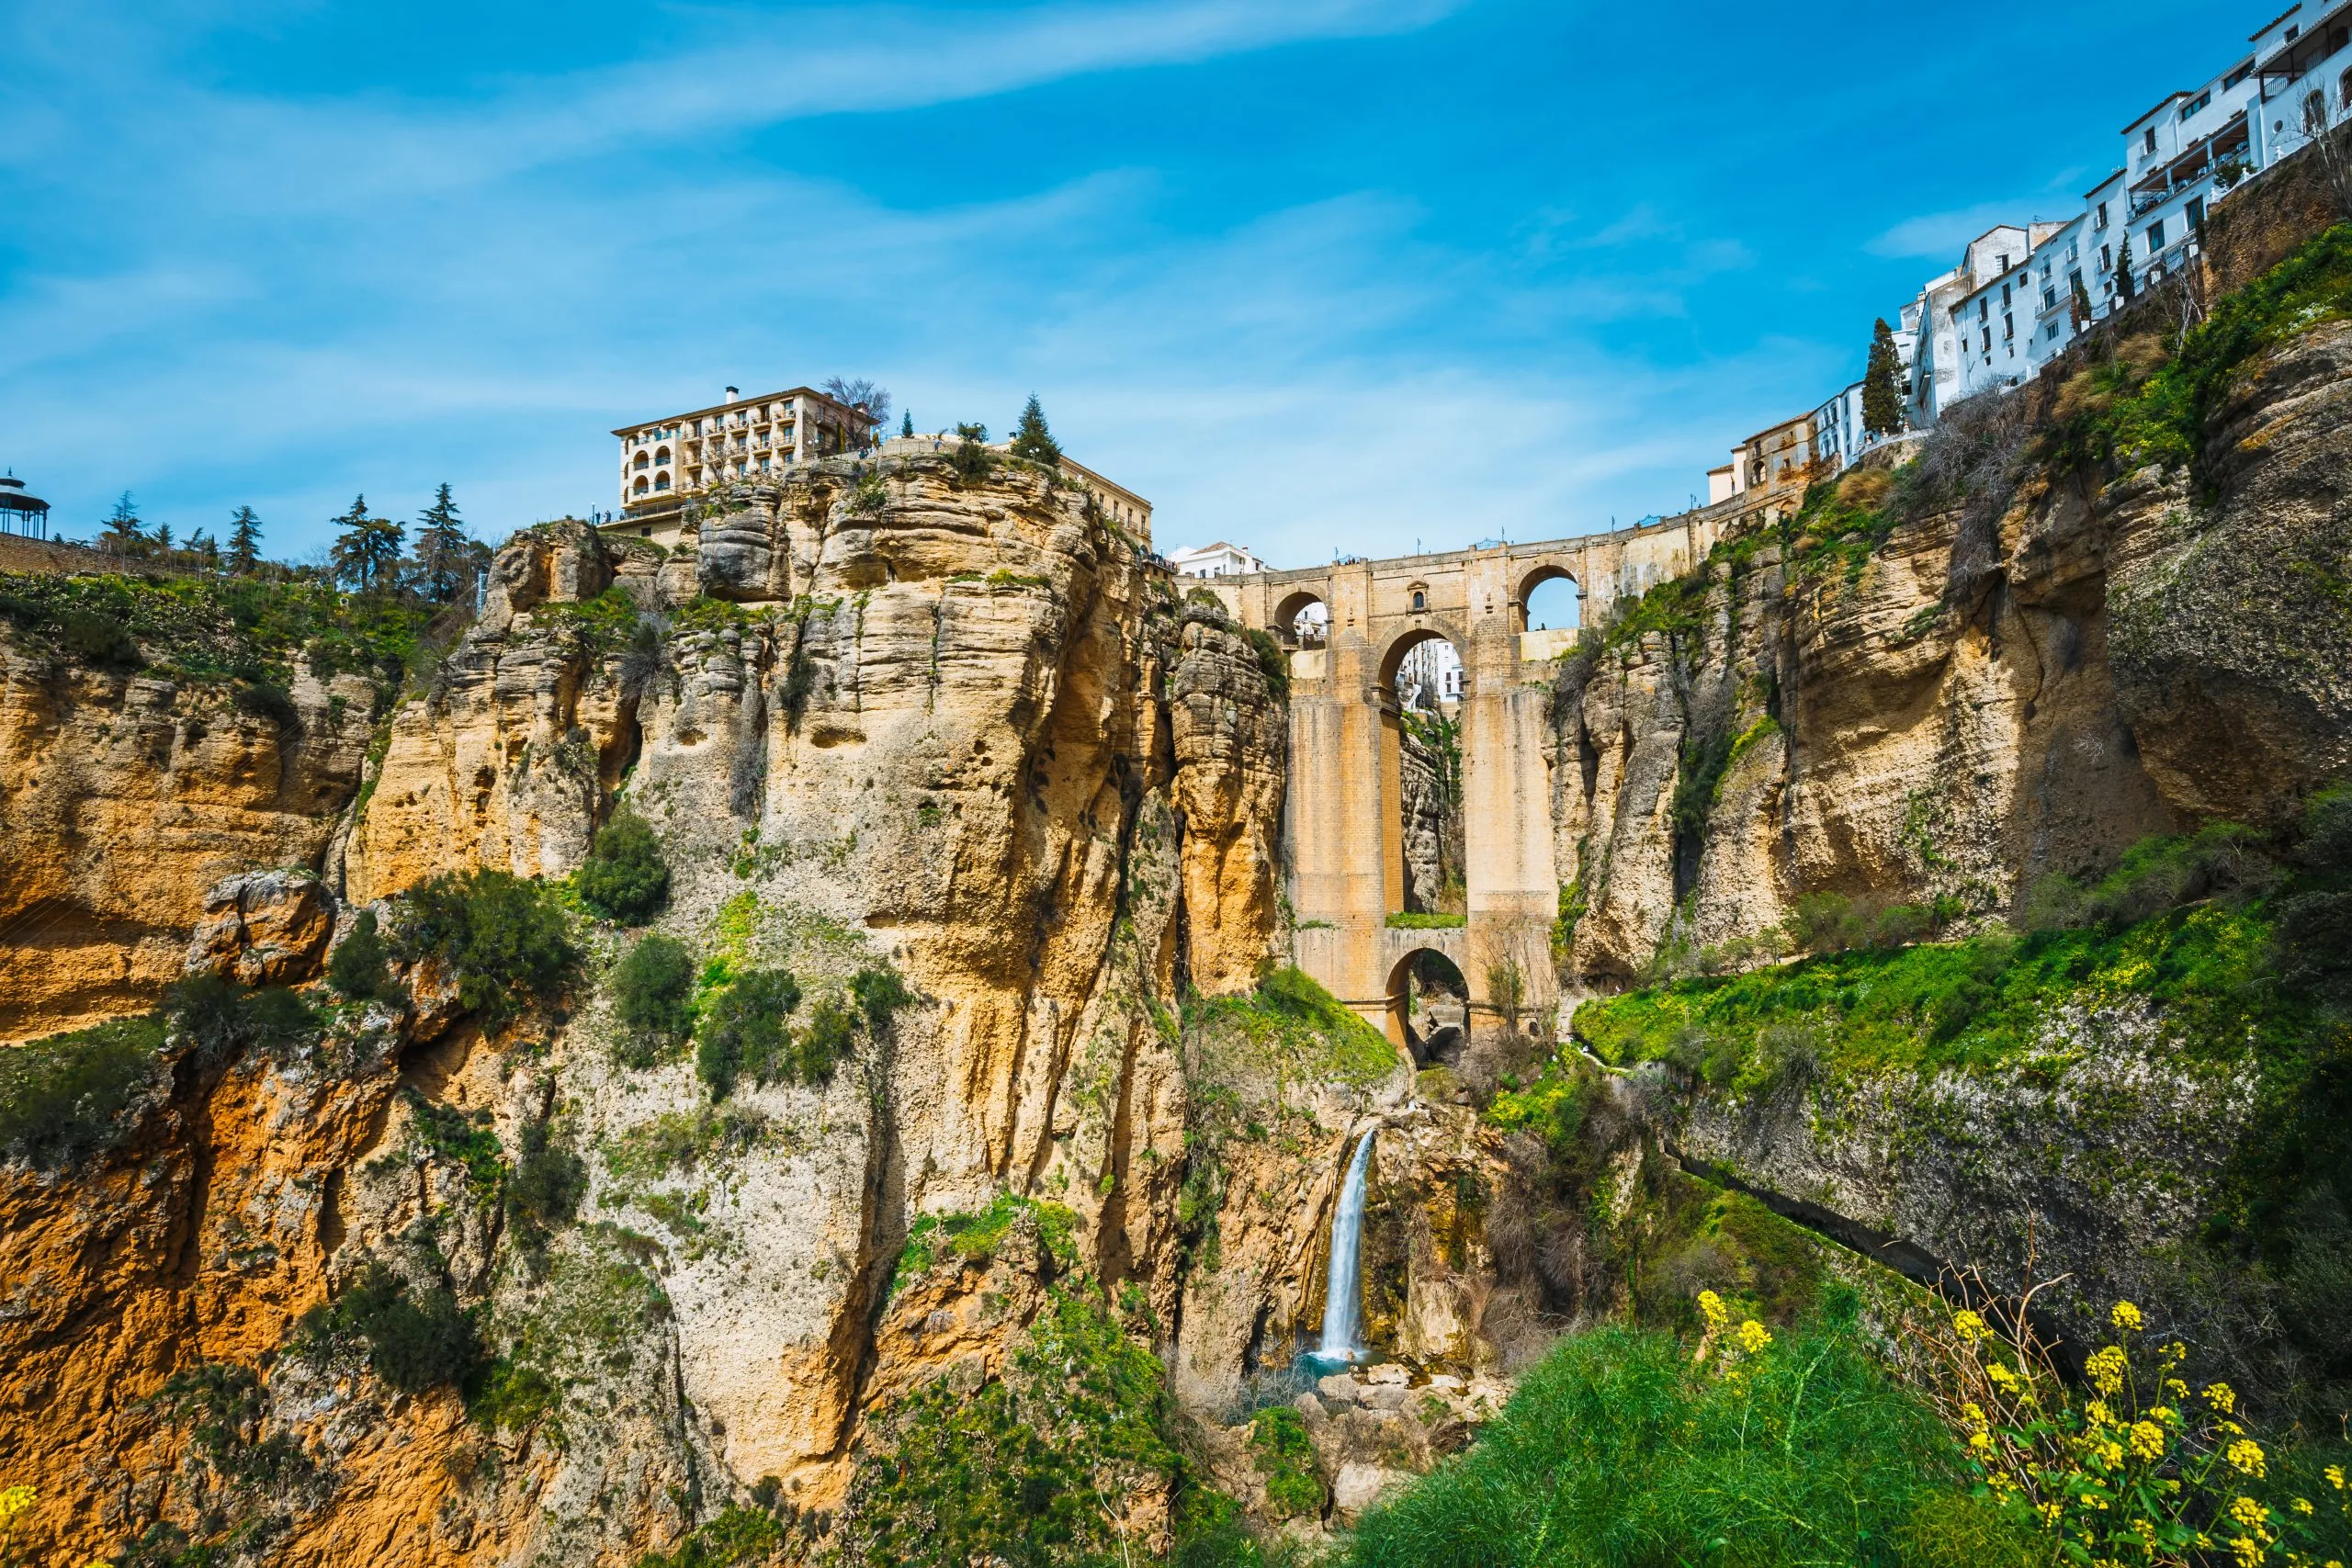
[1346,1299,2028,1568]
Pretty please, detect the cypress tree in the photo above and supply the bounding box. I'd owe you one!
[2071,273,2096,331]
[2116,235,2137,302]
[1860,320,1906,437]
[225,507,264,575]
[901,411,914,438]
[1009,394,1061,465]
[412,483,478,604]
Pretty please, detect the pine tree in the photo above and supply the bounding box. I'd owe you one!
[411,483,478,604]
[1009,394,1061,465]
[153,521,175,553]
[225,507,264,575]
[901,411,914,438]
[327,495,405,594]
[189,528,219,569]
[1860,320,1906,437]
[98,491,146,554]
[2117,235,2137,302]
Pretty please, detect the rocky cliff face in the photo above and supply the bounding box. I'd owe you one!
[0,455,1442,1565]
[0,649,375,1041]
[1554,321,2352,985]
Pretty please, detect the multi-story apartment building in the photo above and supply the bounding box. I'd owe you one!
[1166,541,1266,578]
[613,386,881,513]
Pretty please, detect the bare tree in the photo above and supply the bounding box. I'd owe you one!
[821,378,892,446]
[2307,94,2352,221]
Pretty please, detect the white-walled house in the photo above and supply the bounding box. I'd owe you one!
[1905,225,2034,423]
[2248,4,2352,170]
[1167,541,1270,579]
[1812,382,1870,473]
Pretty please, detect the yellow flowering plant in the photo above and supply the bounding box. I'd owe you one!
[1902,1277,2348,1567]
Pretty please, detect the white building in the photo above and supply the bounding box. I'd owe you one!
[614,385,880,513]
[2249,4,2352,171]
[1167,541,1269,579]
[1812,382,1869,474]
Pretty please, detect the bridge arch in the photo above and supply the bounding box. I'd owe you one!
[1378,624,1470,694]
[1385,946,1469,1063]
[1513,562,1583,633]
[1274,587,1329,648]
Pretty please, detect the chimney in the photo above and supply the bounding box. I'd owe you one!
[723,387,740,403]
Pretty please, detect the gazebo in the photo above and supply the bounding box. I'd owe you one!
[0,472,49,539]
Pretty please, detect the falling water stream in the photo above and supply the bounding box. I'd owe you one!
[1316,1129,1376,1361]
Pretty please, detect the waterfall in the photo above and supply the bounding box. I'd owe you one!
[1316,1130,1376,1360]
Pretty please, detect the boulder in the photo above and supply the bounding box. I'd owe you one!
[185,871,334,987]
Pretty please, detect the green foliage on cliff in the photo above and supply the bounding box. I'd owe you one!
[632,1506,786,1568]
[1185,966,1398,1087]
[392,868,578,1023]
[834,1286,1193,1568]
[2045,221,2352,487]
[1346,1305,2026,1568]
[575,807,672,924]
[892,1192,1080,1293]
[1246,1407,1325,1521]
[0,1014,167,1168]
[298,1261,482,1395]
[0,570,442,707]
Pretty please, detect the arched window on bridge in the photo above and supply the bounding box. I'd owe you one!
[1388,948,1469,1067]
[1517,566,1582,634]
[1381,629,1466,920]
[1274,590,1329,649]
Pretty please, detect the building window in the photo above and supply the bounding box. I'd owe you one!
[1411,590,1426,612]
[2096,201,2109,228]
[2149,220,2166,252]
[2143,127,2158,155]
[654,473,671,492]
[2342,66,2352,108]
[2100,243,2113,271]
[2188,197,2206,232]
[2305,90,2328,133]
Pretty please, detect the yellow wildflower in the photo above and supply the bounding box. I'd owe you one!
[2327,1465,2346,1490]
[2099,1439,2126,1469]
[2086,1399,2112,1427]
[2205,1381,2237,1415]
[2110,1301,2144,1333]
[2086,1347,2129,1396]
[0,1485,33,1519]
[1953,1309,1989,1341]
[1985,1361,2019,1389]
[1697,1291,1728,1331]
[1735,1320,1772,1355]
[2232,1539,2263,1568]
[2040,1501,2064,1527]
[2229,1496,2269,1529]
[2292,1497,2314,1516]
[2129,1421,2165,1461]
[1970,1430,1996,1454]
[2166,1378,2190,1400]
[2226,1439,2267,1479]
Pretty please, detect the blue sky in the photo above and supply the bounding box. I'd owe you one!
[2,0,2242,568]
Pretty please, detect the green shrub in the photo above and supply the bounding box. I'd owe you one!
[695,968,805,1100]
[0,1014,168,1167]
[328,908,397,1001]
[576,807,671,924]
[1346,1312,1965,1568]
[469,1356,560,1438]
[850,964,914,1033]
[1247,1406,1324,1520]
[1383,911,1465,930]
[632,1506,786,1568]
[54,606,142,667]
[300,1261,481,1394]
[509,1120,586,1235]
[1186,966,1398,1088]
[832,1287,1183,1568]
[395,869,577,1021]
[614,933,696,1059]
[165,973,317,1063]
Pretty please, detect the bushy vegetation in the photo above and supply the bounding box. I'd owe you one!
[694,968,804,1100]
[0,570,442,709]
[327,908,399,1003]
[2043,221,2352,491]
[613,932,696,1061]
[1348,1300,2014,1568]
[298,1261,481,1394]
[833,1286,1237,1568]
[392,869,576,1022]
[1183,966,1399,1089]
[575,807,671,924]
[0,1014,167,1167]
[1246,1406,1324,1521]
[894,1193,1080,1292]
[164,973,318,1064]
[632,1506,786,1568]
[508,1119,587,1247]
[1383,912,1464,930]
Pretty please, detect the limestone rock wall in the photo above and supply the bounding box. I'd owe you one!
[0,647,376,1041]
[1552,323,2352,979]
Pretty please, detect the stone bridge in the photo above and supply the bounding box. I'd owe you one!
[1203,511,1736,1048]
